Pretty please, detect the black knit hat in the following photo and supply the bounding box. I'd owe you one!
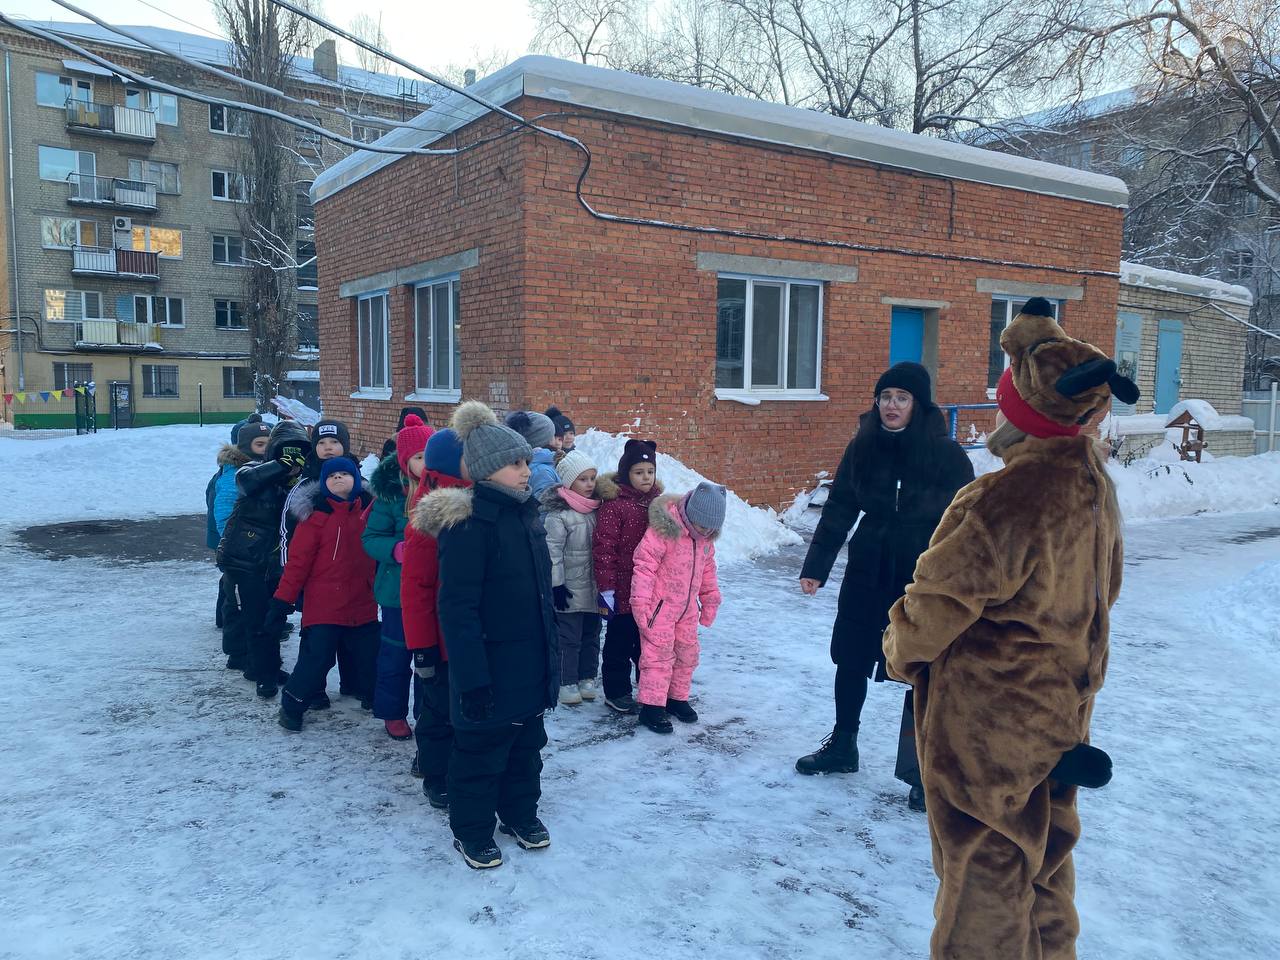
[397,406,428,430]
[545,406,575,437]
[874,362,933,406]
[1022,297,1054,318]
[311,419,351,456]
[617,439,657,484]
[235,421,272,456]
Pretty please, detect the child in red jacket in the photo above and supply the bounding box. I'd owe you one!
[271,457,379,731]
[401,428,470,808]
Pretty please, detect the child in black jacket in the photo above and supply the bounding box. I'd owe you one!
[418,401,558,870]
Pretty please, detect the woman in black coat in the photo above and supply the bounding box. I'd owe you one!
[795,362,974,809]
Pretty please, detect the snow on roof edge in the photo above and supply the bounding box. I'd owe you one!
[1119,260,1253,307]
[312,56,1129,208]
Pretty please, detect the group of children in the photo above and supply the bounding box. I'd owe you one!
[207,401,726,869]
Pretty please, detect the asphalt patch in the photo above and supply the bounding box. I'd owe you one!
[17,514,213,565]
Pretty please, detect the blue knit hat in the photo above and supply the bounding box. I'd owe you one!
[320,456,362,500]
[424,428,464,480]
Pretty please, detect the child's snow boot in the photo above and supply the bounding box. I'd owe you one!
[639,704,674,734]
[310,692,331,710]
[410,753,422,778]
[424,781,449,810]
[384,719,412,740]
[578,678,598,701]
[454,836,503,869]
[278,708,303,732]
[605,693,638,715]
[559,684,582,705]
[907,784,926,812]
[795,727,859,775]
[666,699,698,723]
[499,818,551,850]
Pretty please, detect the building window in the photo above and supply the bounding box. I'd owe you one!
[215,299,246,329]
[141,364,179,398]
[132,295,184,326]
[1224,250,1254,281]
[715,276,822,394]
[296,182,315,232]
[413,278,461,394]
[296,303,319,349]
[1119,145,1146,167]
[131,225,183,258]
[53,362,93,390]
[44,290,103,321]
[209,104,249,136]
[357,292,390,390]
[296,239,317,289]
[987,297,1063,389]
[222,366,255,398]
[213,234,246,265]
[211,170,249,202]
[351,123,386,143]
[41,217,97,249]
[39,145,95,182]
[36,72,91,107]
[125,89,178,125]
[127,159,180,194]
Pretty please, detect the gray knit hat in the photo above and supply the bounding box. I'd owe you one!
[682,481,727,531]
[505,410,556,449]
[453,401,533,482]
[555,448,596,487]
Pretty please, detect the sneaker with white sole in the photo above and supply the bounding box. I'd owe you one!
[499,818,551,850]
[578,678,598,701]
[605,693,638,714]
[454,836,503,869]
[558,683,582,706]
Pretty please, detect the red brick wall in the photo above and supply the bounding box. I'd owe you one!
[318,95,1123,505]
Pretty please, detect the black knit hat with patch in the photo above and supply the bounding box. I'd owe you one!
[617,439,658,484]
[311,419,351,456]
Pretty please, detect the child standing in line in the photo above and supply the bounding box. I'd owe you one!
[207,414,263,628]
[504,410,560,500]
[592,439,662,715]
[363,414,433,741]
[544,407,576,454]
[420,401,558,870]
[402,427,470,810]
[212,420,271,670]
[273,457,379,731]
[629,482,724,734]
[541,449,602,705]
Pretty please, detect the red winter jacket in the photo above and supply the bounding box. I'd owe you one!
[591,472,663,616]
[401,470,471,656]
[274,492,377,628]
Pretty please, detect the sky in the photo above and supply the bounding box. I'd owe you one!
[4,0,536,78]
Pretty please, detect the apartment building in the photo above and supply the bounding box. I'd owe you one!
[0,20,434,427]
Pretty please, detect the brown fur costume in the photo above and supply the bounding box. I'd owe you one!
[883,304,1132,960]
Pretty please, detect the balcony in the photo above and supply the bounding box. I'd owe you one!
[66,174,158,212]
[65,99,156,142]
[75,319,163,350]
[71,245,160,281]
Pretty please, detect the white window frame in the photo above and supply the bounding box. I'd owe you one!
[40,217,98,250]
[208,104,249,136]
[44,289,103,322]
[140,363,179,398]
[985,296,1062,397]
[211,169,249,202]
[351,122,386,144]
[131,225,183,259]
[36,72,91,107]
[353,291,392,399]
[214,298,247,330]
[125,88,178,125]
[409,275,462,402]
[127,158,180,194]
[134,295,184,327]
[212,234,247,266]
[38,145,95,183]
[713,273,827,403]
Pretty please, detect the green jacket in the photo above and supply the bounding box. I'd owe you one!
[362,454,409,612]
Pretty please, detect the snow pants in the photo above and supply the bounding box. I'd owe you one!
[373,607,419,722]
[414,662,453,791]
[281,621,380,719]
[928,779,1081,960]
[449,712,547,845]
[601,614,641,700]
[557,612,601,686]
[637,613,700,707]
[225,570,279,681]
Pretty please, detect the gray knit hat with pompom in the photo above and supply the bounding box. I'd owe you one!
[453,401,533,482]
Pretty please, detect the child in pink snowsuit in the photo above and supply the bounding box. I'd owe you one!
[629,481,725,734]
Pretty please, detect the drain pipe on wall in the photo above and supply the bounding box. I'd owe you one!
[4,46,24,390]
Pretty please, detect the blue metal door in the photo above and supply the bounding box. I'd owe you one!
[889,307,925,367]
[1154,319,1183,414]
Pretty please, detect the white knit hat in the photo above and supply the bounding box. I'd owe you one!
[555,448,596,487]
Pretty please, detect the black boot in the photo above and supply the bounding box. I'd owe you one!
[795,728,859,775]
[639,704,674,734]
[310,692,331,710]
[453,836,503,869]
[666,699,698,723]
[907,784,926,812]
[499,818,551,850]
[424,780,448,810]
[278,707,303,732]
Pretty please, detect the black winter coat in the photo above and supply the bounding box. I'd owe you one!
[432,482,559,730]
[216,459,295,576]
[800,407,975,680]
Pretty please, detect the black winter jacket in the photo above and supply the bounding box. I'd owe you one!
[216,458,296,576]
[801,406,974,679]
[426,482,559,730]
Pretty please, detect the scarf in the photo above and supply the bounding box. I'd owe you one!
[557,485,601,514]
[480,480,532,504]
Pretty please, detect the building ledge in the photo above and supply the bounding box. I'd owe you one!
[405,389,462,404]
[715,389,829,405]
[350,387,392,401]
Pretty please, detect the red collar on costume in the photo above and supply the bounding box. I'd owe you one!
[996,368,1081,439]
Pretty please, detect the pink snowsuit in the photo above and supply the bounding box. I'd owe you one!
[630,495,721,707]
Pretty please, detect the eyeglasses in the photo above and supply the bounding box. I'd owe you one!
[876,393,912,408]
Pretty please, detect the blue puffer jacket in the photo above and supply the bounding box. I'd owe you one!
[212,444,253,539]
[528,447,560,501]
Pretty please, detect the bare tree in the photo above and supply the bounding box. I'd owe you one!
[529,0,639,64]
[348,13,391,74]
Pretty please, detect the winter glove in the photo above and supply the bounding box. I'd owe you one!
[1050,743,1112,789]
[699,607,717,628]
[277,445,307,472]
[552,584,573,612]
[459,686,495,724]
[263,597,294,636]
[412,648,439,679]
[597,590,615,619]
[392,541,406,564]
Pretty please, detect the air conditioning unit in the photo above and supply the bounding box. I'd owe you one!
[113,216,132,232]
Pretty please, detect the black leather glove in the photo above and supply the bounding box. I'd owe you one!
[263,597,294,635]
[1050,743,1112,788]
[412,648,439,679]
[460,686,495,723]
[277,445,307,472]
[552,584,573,611]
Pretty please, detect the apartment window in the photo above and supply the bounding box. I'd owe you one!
[987,297,1063,389]
[296,303,319,349]
[1224,250,1254,282]
[53,362,93,390]
[222,366,255,398]
[211,170,249,202]
[213,234,246,265]
[36,72,91,107]
[141,364,179,398]
[131,225,183,258]
[357,293,390,390]
[295,117,325,152]
[125,89,178,125]
[39,145,95,182]
[715,276,822,395]
[351,123,386,144]
[296,182,315,231]
[1119,145,1146,167]
[413,278,461,395]
[296,239,317,289]
[127,159,180,194]
[215,299,246,329]
[209,104,249,136]
[41,217,97,249]
[131,295,184,326]
[44,290,103,321]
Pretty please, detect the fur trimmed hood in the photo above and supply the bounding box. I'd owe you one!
[287,478,320,522]
[411,486,474,537]
[217,443,250,468]
[369,453,408,504]
[648,494,721,541]
[596,471,663,503]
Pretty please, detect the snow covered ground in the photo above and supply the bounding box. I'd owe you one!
[1,427,1278,959]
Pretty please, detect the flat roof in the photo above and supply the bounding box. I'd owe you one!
[312,56,1129,208]
[1119,261,1253,306]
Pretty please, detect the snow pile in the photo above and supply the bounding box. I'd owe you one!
[572,429,801,564]
[1109,451,1280,521]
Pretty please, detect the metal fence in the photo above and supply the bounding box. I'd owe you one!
[941,402,1000,449]
[1242,384,1279,454]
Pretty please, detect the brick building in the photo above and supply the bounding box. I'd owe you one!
[313,56,1128,507]
[0,20,432,427]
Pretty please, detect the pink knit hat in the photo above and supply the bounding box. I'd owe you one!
[395,414,434,475]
